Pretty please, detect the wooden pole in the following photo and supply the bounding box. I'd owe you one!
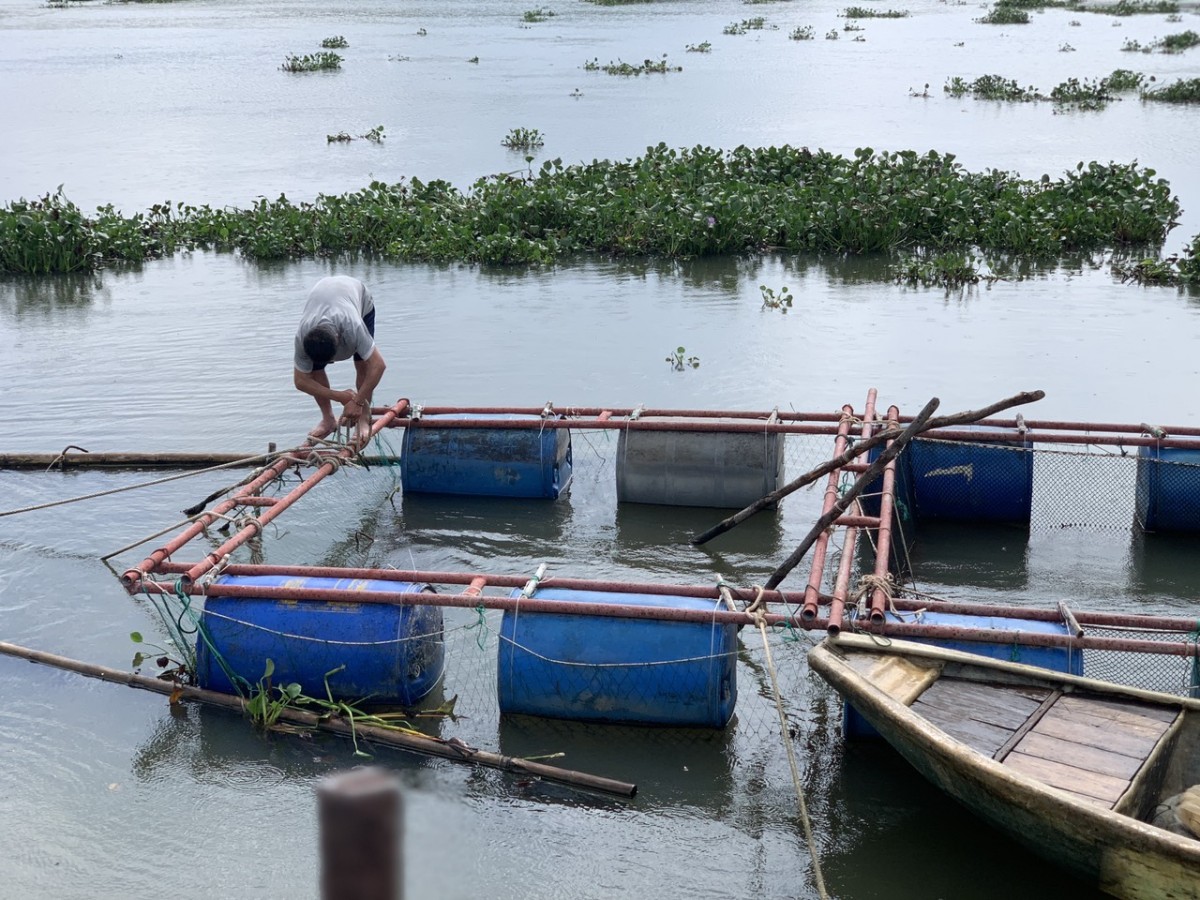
[691,389,1046,546]
[0,452,396,471]
[319,767,402,900]
[0,640,637,799]
[763,397,941,591]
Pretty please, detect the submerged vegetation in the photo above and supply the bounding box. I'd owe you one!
[0,146,1182,273]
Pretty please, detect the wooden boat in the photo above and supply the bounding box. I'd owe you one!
[807,633,1200,899]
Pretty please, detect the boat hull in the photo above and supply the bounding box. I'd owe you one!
[810,636,1200,899]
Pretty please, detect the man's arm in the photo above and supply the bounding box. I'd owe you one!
[294,367,354,406]
[355,348,387,401]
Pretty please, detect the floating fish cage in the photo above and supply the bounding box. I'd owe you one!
[195,575,445,705]
[615,417,785,508]
[900,426,1034,524]
[399,413,572,499]
[1136,446,1200,533]
[497,588,739,728]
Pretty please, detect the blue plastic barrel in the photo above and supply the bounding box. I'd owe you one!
[400,413,572,499]
[1135,445,1200,532]
[497,588,738,727]
[905,426,1034,523]
[843,610,1080,738]
[196,575,444,705]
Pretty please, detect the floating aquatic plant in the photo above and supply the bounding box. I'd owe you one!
[1112,234,1200,285]
[1,147,1182,272]
[1083,0,1178,14]
[281,52,342,72]
[522,7,556,21]
[977,6,1030,23]
[945,74,1041,101]
[893,251,989,289]
[583,55,682,75]
[946,69,1146,108]
[685,41,713,52]
[1126,30,1200,52]
[666,346,700,370]
[760,284,794,312]
[723,17,771,34]
[1141,77,1200,102]
[790,25,815,39]
[321,35,349,49]
[327,125,386,144]
[844,6,909,16]
[502,127,545,150]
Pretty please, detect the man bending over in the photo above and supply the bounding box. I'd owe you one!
[293,275,387,441]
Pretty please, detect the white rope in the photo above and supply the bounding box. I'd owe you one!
[0,452,275,518]
[747,585,829,900]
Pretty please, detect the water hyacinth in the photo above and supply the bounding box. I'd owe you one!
[0,146,1183,272]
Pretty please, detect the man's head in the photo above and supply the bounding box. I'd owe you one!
[302,324,337,369]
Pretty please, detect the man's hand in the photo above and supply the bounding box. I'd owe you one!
[338,394,363,427]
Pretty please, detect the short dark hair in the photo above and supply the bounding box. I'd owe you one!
[303,324,337,368]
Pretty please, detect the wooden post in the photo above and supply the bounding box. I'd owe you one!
[319,767,403,900]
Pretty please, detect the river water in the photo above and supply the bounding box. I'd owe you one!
[2,0,1200,897]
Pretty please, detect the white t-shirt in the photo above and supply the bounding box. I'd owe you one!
[293,276,376,373]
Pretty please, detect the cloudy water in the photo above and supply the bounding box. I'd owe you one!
[2,0,1200,897]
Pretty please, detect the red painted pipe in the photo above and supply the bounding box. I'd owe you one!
[147,561,1200,635]
[139,577,1200,658]
[142,580,821,630]
[405,406,845,423]
[869,406,902,625]
[178,399,410,587]
[862,620,1200,658]
[826,390,878,634]
[121,435,325,589]
[149,561,810,606]
[801,404,857,622]
[898,416,1200,437]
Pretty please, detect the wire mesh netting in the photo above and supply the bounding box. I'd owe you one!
[130,422,1200,808]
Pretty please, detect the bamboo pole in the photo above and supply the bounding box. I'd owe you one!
[0,640,637,799]
[0,452,399,471]
[691,389,1046,546]
[763,397,941,591]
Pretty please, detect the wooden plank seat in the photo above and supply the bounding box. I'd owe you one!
[912,677,1177,811]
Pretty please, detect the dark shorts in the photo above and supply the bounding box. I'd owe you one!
[352,307,377,362]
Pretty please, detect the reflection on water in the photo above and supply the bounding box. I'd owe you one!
[1128,532,1200,602]
[499,714,735,810]
[0,270,110,317]
[901,520,1031,592]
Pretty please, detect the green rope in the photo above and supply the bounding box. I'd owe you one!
[466,603,490,650]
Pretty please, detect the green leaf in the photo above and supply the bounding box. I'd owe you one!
[130,632,144,643]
